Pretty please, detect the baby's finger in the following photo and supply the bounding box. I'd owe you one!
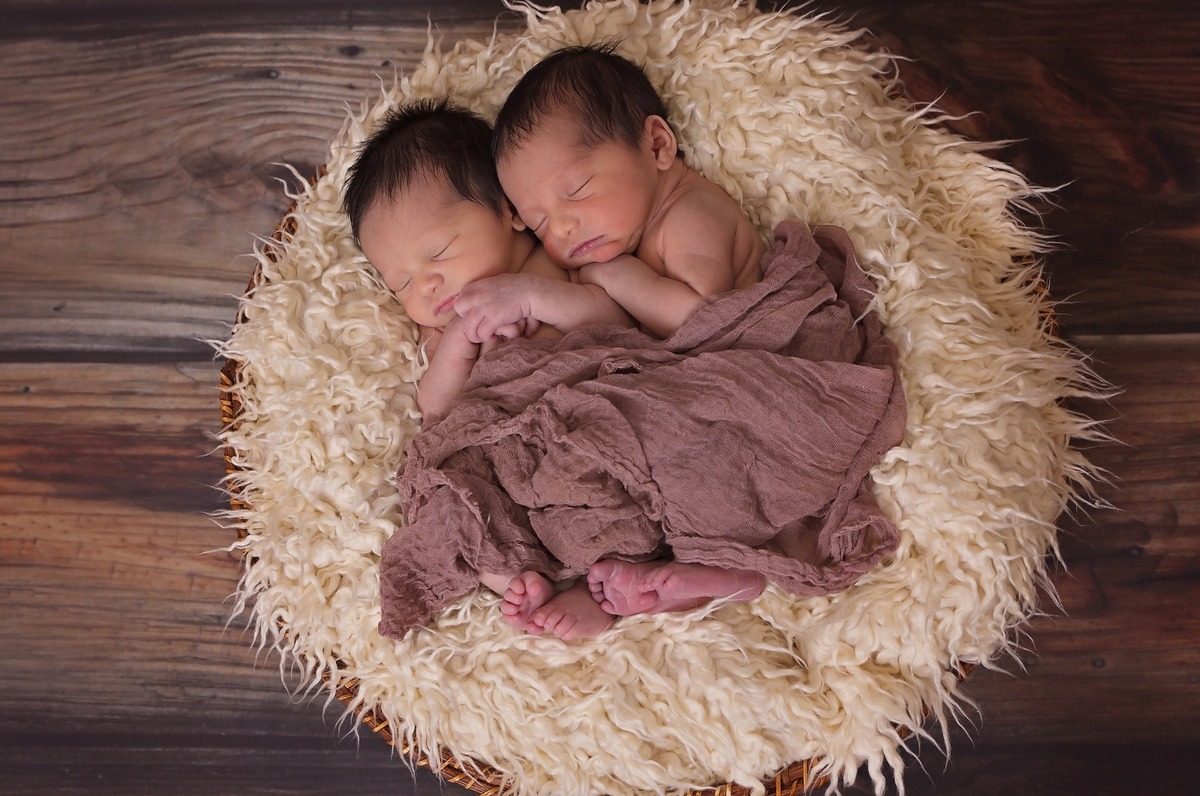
[461,315,490,344]
[452,294,477,321]
[493,322,522,341]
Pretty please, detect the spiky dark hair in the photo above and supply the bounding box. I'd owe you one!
[343,99,505,245]
[492,42,674,158]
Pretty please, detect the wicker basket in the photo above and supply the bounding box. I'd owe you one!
[218,205,838,796]
[217,202,996,796]
[215,3,1096,793]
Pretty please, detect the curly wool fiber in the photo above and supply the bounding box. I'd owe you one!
[216,2,1107,793]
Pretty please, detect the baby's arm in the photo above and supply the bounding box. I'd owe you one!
[578,254,721,338]
[581,196,742,338]
[416,316,479,423]
[454,267,632,344]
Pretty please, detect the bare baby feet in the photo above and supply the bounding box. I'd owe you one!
[500,571,556,634]
[587,559,766,616]
[530,580,615,641]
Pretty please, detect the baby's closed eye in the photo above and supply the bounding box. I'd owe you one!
[568,178,591,198]
[431,238,455,261]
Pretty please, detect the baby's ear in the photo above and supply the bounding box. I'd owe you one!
[644,115,677,170]
[505,199,527,232]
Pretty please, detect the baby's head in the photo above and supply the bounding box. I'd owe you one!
[492,44,681,267]
[493,42,674,158]
[344,100,529,328]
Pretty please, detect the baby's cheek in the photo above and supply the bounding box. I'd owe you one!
[545,244,574,268]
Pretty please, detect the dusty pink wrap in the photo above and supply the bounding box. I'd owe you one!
[379,222,905,639]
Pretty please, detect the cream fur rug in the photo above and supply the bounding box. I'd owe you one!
[216,1,1107,793]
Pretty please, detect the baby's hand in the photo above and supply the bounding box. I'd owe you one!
[577,261,606,288]
[455,274,540,344]
[437,315,481,359]
[578,258,628,291]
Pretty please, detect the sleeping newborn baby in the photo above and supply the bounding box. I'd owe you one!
[343,99,635,639]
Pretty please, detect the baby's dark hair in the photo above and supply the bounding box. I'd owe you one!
[493,42,674,159]
[343,99,505,245]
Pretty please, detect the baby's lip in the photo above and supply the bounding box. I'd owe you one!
[433,294,458,316]
[569,236,603,260]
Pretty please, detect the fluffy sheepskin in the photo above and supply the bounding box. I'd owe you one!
[216,1,1108,793]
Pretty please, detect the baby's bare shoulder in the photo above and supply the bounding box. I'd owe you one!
[659,170,764,289]
[666,171,746,228]
[657,172,747,249]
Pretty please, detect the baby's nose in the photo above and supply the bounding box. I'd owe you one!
[420,272,443,296]
[548,213,576,241]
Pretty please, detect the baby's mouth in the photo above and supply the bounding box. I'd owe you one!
[433,295,458,316]
[569,236,603,260]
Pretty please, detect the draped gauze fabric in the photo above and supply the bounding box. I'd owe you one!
[380,222,906,640]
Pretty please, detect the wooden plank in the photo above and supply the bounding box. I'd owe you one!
[2,0,551,39]
[2,342,1196,788]
[0,17,511,359]
[902,743,1200,796]
[0,742,410,796]
[3,1,1197,359]
[850,1,1200,337]
[0,360,460,794]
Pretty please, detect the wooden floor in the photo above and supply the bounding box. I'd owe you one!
[2,1,1197,794]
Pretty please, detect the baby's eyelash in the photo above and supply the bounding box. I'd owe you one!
[568,179,591,198]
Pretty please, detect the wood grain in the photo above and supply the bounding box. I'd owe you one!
[0,15,513,358]
[0,361,450,794]
[1,2,1198,794]
[2,1,1196,358]
[2,363,262,719]
[851,1,1200,338]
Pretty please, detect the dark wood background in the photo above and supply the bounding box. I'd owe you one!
[2,1,1197,794]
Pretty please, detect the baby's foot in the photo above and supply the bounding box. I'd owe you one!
[588,559,766,616]
[500,571,555,634]
[586,560,672,615]
[643,562,766,610]
[531,581,615,641]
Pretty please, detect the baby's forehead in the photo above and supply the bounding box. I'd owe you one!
[372,171,458,215]
[502,109,600,158]
[362,177,480,238]
[400,168,460,202]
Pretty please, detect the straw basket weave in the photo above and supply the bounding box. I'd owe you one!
[216,3,1105,793]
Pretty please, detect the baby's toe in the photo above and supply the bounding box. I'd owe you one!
[551,616,579,640]
[535,606,562,629]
